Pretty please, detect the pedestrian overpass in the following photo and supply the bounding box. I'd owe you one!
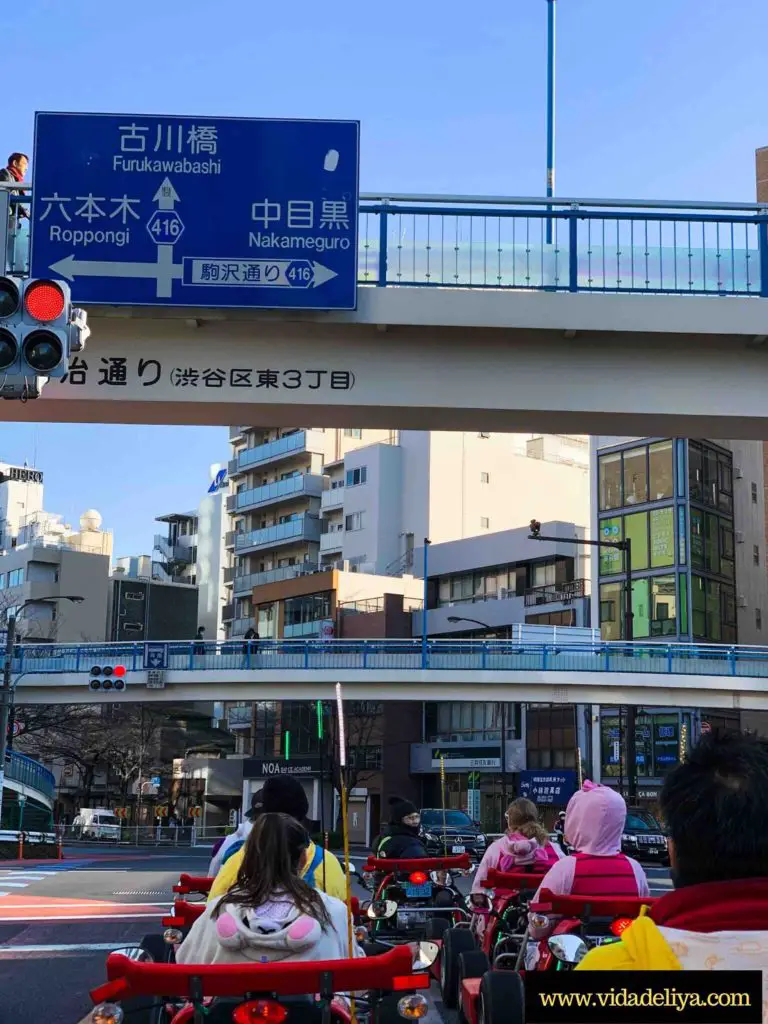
[10,639,768,711]
[5,188,768,438]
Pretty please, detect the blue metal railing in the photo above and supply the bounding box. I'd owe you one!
[4,750,56,803]
[11,638,768,679]
[7,185,768,298]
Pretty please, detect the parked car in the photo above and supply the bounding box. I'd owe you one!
[420,808,487,860]
[620,807,669,864]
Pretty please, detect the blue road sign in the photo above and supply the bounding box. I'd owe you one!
[31,112,360,310]
[518,770,577,806]
[144,643,168,670]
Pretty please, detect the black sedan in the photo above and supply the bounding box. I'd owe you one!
[621,808,669,865]
[419,808,487,861]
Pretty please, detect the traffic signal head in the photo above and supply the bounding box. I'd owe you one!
[88,664,126,692]
[0,277,85,382]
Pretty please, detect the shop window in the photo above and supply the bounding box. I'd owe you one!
[598,518,623,575]
[649,440,674,500]
[600,582,623,640]
[650,507,674,568]
[624,511,649,570]
[650,575,677,637]
[599,452,622,510]
[631,578,650,638]
[623,447,648,506]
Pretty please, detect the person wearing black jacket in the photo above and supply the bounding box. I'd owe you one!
[373,797,428,859]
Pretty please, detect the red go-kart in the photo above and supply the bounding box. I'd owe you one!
[439,867,545,1010]
[458,890,657,1024]
[359,855,471,948]
[87,939,437,1024]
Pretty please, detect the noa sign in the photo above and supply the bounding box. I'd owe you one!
[243,756,320,778]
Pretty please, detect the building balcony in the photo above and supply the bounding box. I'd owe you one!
[154,534,195,564]
[226,474,323,513]
[321,486,345,512]
[231,617,252,636]
[233,515,321,555]
[320,529,344,553]
[283,620,325,638]
[228,430,326,477]
[232,562,321,597]
[523,578,587,607]
[222,603,235,621]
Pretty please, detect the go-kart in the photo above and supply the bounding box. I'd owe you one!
[358,854,471,944]
[86,938,439,1024]
[458,890,657,1024]
[439,867,545,1010]
[138,876,214,964]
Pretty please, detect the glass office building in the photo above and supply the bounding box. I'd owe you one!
[596,438,737,643]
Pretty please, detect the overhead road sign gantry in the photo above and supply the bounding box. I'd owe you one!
[30,112,359,310]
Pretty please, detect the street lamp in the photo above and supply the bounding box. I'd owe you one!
[0,595,85,824]
[446,614,509,805]
[528,519,638,804]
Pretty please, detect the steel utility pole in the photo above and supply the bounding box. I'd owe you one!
[545,0,556,244]
[528,521,637,804]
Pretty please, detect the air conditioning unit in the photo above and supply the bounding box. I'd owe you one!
[734,466,744,479]
[737,595,748,608]
[735,531,745,544]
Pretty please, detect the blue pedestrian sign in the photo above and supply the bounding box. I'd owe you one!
[518,770,577,806]
[30,112,360,310]
[144,643,168,670]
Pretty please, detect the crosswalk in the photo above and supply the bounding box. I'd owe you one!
[0,868,68,897]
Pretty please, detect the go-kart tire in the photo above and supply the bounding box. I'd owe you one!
[425,916,451,940]
[458,951,491,1024]
[478,970,525,1024]
[440,927,477,1009]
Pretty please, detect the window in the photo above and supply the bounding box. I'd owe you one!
[649,440,674,500]
[755,545,761,567]
[343,429,362,439]
[705,513,720,574]
[428,701,516,742]
[480,517,490,529]
[0,573,5,591]
[689,444,703,502]
[599,581,623,640]
[599,452,622,510]
[284,592,331,628]
[752,482,759,504]
[350,745,383,771]
[598,518,623,575]
[346,467,367,487]
[480,472,490,484]
[345,512,365,531]
[650,507,674,568]
[632,578,650,638]
[624,511,649,570]
[7,568,24,588]
[690,509,704,569]
[650,575,677,637]
[623,446,648,506]
[757,609,763,631]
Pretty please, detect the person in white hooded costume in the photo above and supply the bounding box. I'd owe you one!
[178,812,362,966]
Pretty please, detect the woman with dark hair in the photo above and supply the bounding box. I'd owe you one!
[178,813,361,965]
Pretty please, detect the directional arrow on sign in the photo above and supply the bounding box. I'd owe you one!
[183,257,338,289]
[50,254,184,283]
[153,177,180,210]
[148,652,164,667]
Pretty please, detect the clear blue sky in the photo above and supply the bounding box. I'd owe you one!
[3,0,767,556]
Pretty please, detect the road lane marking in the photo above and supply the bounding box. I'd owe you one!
[0,942,127,953]
[0,882,33,888]
[0,912,166,921]
[0,901,170,908]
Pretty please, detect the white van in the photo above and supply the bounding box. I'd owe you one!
[72,808,122,841]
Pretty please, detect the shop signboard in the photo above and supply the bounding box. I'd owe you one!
[518,770,577,805]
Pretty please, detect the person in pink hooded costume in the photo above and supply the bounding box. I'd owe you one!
[528,780,649,941]
[472,798,563,894]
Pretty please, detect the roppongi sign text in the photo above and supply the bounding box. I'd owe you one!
[30,112,359,310]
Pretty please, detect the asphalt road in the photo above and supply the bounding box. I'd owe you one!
[0,846,673,1024]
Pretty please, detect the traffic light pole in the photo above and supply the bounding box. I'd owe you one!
[528,522,637,804]
[0,614,17,826]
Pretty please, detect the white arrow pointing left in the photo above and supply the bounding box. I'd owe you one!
[50,254,183,283]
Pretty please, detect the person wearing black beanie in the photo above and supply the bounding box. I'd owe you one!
[372,796,428,859]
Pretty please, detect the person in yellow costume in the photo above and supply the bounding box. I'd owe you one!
[210,775,346,902]
[578,729,768,1016]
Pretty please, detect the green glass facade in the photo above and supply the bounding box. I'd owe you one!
[597,438,737,643]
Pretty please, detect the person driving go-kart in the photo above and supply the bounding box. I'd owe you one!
[472,797,562,894]
[179,812,362,965]
[526,780,650,962]
[373,798,428,859]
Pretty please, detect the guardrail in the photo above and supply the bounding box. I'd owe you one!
[9,638,768,678]
[7,184,768,297]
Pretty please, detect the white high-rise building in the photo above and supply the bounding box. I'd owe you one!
[224,428,590,637]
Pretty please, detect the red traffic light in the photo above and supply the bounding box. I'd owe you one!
[113,665,126,677]
[24,280,65,322]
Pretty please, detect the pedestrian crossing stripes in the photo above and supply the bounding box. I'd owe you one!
[0,868,69,897]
